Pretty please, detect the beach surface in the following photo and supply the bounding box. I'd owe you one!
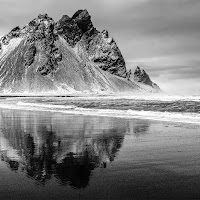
[0,107,200,199]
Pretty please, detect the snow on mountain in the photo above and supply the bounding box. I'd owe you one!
[0,10,161,95]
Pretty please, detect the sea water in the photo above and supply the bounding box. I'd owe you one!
[0,95,200,124]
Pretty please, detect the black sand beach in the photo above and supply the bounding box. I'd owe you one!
[0,108,200,199]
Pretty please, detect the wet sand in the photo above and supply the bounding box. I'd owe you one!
[0,109,200,199]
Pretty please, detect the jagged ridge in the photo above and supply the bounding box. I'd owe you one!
[132,66,160,89]
[0,10,160,94]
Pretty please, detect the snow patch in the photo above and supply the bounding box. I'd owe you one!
[0,38,22,59]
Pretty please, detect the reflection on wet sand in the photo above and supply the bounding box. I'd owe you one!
[0,109,149,189]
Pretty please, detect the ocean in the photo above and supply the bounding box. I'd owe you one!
[0,95,200,124]
[0,95,200,199]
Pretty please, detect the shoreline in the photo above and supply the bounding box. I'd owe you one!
[0,101,200,125]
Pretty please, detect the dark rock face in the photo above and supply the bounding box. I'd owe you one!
[23,14,62,76]
[24,45,36,67]
[82,30,127,78]
[126,69,132,81]
[55,10,96,47]
[133,66,155,86]
[55,10,127,78]
[0,10,127,78]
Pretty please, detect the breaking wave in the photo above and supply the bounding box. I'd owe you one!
[0,100,199,124]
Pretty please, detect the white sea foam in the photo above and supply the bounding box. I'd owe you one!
[17,101,77,109]
[1,92,200,103]
[75,94,200,102]
[30,93,199,102]
[0,101,199,124]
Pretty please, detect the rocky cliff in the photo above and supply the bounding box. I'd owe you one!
[0,10,160,94]
[133,66,160,89]
[55,10,127,78]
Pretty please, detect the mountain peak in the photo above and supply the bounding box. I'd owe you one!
[135,66,141,74]
[72,9,90,19]
[0,11,160,94]
[0,10,127,78]
[134,66,155,87]
[102,30,109,38]
[37,13,51,19]
[55,9,94,46]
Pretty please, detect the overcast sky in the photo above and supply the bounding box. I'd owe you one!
[0,0,200,95]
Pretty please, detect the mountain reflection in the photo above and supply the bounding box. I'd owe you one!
[0,110,126,189]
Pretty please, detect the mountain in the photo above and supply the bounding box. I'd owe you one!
[0,10,160,94]
[133,66,160,89]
